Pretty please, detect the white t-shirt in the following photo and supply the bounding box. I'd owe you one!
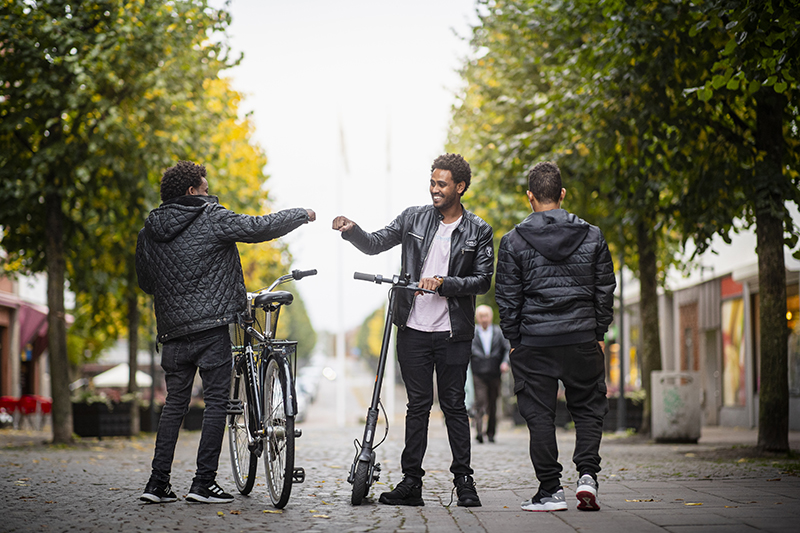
[406,217,461,332]
[477,325,493,355]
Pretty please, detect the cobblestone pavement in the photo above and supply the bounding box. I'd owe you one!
[3,356,800,532]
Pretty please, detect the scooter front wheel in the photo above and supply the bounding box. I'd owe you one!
[351,459,371,505]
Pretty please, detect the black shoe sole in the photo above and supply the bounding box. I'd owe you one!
[457,499,482,507]
[379,495,424,506]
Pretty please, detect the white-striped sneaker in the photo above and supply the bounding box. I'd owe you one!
[576,474,600,511]
[186,481,234,504]
[521,487,568,512]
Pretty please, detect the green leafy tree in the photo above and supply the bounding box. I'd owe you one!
[0,0,233,443]
[682,0,800,451]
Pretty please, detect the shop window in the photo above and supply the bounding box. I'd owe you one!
[722,298,746,407]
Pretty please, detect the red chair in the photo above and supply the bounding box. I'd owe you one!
[19,395,51,430]
[0,396,20,429]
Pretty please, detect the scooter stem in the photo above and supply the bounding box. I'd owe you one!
[358,286,397,459]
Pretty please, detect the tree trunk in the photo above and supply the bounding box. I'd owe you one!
[127,281,141,435]
[755,89,789,452]
[636,218,662,436]
[45,191,73,444]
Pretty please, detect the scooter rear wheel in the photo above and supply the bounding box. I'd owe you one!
[351,459,371,505]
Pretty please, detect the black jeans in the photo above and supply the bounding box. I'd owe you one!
[510,342,608,493]
[473,373,501,439]
[150,326,231,486]
[396,328,473,480]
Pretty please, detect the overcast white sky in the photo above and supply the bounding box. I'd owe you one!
[212,0,480,332]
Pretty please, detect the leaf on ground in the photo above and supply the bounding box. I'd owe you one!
[685,502,703,506]
[263,510,282,514]
[312,515,330,519]
[230,510,240,515]
[626,499,654,502]
[217,511,224,516]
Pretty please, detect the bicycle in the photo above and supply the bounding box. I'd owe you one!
[227,268,316,508]
[347,272,435,505]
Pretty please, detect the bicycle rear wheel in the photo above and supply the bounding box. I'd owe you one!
[228,363,257,494]
[263,356,295,508]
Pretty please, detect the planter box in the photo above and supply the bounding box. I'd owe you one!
[72,401,132,438]
[139,404,162,433]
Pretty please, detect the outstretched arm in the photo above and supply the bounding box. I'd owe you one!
[332,211,404,255]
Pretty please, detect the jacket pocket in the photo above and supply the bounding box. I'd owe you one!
[407,231,424,241]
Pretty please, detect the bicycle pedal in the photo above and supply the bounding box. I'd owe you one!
[294,428,302,438]
[292,467,305,484]
[226,400,243,415]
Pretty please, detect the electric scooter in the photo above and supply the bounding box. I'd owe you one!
[347,272,435,505]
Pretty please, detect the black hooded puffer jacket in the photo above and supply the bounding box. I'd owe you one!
[135,195,309,343]
[495,209,616,348]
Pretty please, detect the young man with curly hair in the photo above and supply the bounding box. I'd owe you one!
[332,153,494,507]
[136,160,315,504]
[495,161,615,512]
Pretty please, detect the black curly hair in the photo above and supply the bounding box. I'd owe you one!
[160,160,207,202]
[431,153,471,196]
[527,161,562,204]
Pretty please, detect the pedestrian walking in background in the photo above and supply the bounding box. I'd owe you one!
[135,161,315,504]
[470,304,509,444]
[332,153,494,508]
[495,161,615,512]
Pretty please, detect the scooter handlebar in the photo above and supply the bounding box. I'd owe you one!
[354,271,377,282]
[353,272,436,294]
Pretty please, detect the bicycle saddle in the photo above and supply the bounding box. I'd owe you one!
[253,290,293,308]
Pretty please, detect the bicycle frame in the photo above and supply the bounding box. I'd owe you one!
[228,269,315,507]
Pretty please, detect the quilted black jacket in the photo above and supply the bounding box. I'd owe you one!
[135,195,309,343]
[341,204,494,342]
[495,209,615,348]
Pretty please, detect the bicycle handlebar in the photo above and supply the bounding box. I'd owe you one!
[353,272,436,294]
[293,269,317,280]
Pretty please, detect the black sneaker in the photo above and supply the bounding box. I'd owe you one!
[379,476,424,506]
[454,475,482,507]
[185,480,234,504]
[140,479,177,503]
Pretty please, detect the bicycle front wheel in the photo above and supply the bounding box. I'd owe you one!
[228,363,257,494]
[263,356,295,508]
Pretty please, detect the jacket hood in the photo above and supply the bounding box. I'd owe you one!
[515,209,589,262]
[144,195,219,243]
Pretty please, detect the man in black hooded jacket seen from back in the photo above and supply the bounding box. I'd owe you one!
[495,161,615,513]
[136,160,315,504]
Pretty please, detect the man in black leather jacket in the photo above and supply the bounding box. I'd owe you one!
[496,161,615,513]
[136,160,315,504]
[332,153,493,507]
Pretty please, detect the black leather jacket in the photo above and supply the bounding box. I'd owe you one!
[136,195,309,343]
[341,204,494,342]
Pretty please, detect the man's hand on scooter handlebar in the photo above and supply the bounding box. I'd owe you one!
[415,276,443,296]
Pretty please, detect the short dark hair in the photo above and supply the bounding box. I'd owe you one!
[527,161,562,204]
[160,161,206,202]
[431,153,471,195]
